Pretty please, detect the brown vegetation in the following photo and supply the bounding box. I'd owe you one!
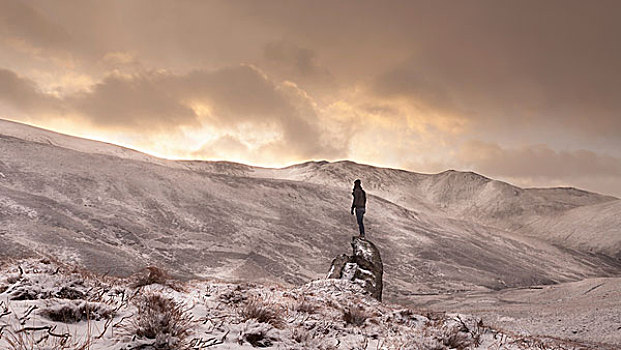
[124,292,193,349]
[342,303,370,327]
[239,296,284,328]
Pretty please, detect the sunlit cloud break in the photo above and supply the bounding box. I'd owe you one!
[1,0,620,196]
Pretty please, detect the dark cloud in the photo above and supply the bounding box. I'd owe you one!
[264,41,320,77]
[459,141,621,179]
[7,1,620,137]
[0,68,62,114]
[457,140,621,196]
[69,72,198,129]
[0,0,72,51]
[373,66,456,114]
[261,40,333,92]
[180,65,290,125]
[365,1,621,137]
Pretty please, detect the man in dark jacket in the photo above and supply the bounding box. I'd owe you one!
[351,179,366,237]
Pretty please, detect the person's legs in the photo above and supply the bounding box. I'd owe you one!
[355,208,365,236]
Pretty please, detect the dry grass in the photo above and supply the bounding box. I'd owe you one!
[239,297,284,328]
[293,297,317,314]
[130,266,181,291]
[342,303,370,327]
[291,327,312,344]
[4,326,92,350]
[41,301,115,323]
[124,292,193,348]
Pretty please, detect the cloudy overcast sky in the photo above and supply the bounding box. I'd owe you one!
[1,0,620,196]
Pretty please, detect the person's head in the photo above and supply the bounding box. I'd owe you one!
[354,179,361,188]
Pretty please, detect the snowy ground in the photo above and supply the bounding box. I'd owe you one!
[0,259,610,350]
[408,277,621,347]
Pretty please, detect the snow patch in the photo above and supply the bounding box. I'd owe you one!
[0,197,37,218]
[354,241,375,261]
[341,262,358,281]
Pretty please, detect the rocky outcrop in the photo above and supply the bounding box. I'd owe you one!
[327,236,383,301]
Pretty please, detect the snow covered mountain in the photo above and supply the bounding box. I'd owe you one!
[0,118,620,305]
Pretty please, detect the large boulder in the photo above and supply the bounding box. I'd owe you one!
[326,236,384,301]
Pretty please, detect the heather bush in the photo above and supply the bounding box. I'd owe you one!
[124,292,193,349]
[239,296,284,328]
[41,300,115,323]
[293,296,317,314]
[131,266,178,290]
[342,304,370,326]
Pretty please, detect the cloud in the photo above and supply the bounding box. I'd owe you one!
[1,65,349,160]
[363,1,621,138]
[261,40,333,92]
[6,1,620,139]
[459,141,621,178]
[372,65,457,116]
[457,140,621,195]
[69,71,199,130]
[264,41,321,77]
[0,68,62,114]
[0,0,71,52]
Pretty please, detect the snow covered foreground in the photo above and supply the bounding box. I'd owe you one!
[0,260,606,350]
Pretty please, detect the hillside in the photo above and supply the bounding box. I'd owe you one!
[1,119,620,304]
[520,200,621,257]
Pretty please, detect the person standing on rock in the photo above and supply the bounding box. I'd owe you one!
[351,179,366,237]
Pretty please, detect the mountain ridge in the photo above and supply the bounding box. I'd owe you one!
[2,118,616,200]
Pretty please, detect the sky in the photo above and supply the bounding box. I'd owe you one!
[1,0,621,197]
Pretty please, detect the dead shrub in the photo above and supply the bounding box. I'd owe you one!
[4,326,91,350]
[239,297,284,328]
[292,327,312,343]
[342,304,369,327]
[54,286,86,300]
[41,300,116,323]
[125,292,193,349]
[440,316,482,350]
[293,297,317,314]
[7,280,50,300]
[326,298,340,310]
[131,266,178,289]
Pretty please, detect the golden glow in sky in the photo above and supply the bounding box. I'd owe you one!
[1,1,621,196]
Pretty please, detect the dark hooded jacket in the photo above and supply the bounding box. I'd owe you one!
[351,186,366,209]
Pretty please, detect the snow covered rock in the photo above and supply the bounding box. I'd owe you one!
[327,236,384,301]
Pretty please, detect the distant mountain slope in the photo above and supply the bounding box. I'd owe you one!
[521,200,621,258]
